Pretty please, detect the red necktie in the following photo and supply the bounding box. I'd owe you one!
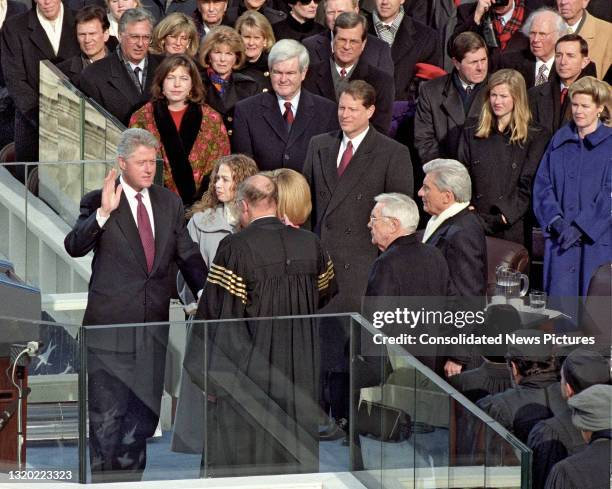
[560,87,568,105]
[135,193,155,273]
[283,101,294,127]
[340,68,347,78]
[337,141,353,177]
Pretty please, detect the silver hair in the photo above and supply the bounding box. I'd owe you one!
[422,158,472,203]
[374,193,419,232]
[118,7,155,34]
[521,7,565,39]
[268,39,310,72]
[117,128,159,159]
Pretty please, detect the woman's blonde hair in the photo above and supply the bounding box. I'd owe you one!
[235,10,276,53]
[150,13,199,57]
[198,26,247,71]
[265,168,312,226]
[188,154,258,218]
[569,76,611,125]
[475,69,531,145]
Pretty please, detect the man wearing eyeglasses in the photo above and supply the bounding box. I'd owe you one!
[272,0,325,42]
[80,7,163,125]
[499,8,565,88]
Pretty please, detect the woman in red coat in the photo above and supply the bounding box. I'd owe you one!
[129,54,231,207]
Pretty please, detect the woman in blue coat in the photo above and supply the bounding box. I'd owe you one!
[533,76,611,303]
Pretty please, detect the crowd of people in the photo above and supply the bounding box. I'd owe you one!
[0,0,608,485]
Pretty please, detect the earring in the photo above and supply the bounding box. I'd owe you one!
[597,112,602,118]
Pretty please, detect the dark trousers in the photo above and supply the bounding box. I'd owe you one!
[87,350,159,483]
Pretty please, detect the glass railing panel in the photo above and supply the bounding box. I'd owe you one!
[0,316,81,483]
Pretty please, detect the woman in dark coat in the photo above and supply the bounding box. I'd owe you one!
[235,10,276,92]
[533,76,611,300]
[198,25,259,138]
[458,68,549,245]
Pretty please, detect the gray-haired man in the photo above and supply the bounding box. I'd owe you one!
[80,7,163,125]
[232,39,339,171]
[65,128,206,482]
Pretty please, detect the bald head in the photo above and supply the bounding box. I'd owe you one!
[237,174,278,225]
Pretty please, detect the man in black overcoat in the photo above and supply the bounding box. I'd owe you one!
[64,129,206,482]
[79,7,162,125]
[1,0,79,164]
[303,12,394,134]
[302,0,393,75]
[414,31,489,165]
[232,39,338,171]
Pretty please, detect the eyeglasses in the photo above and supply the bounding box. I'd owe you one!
[125,34,152,44]
[369,215,392,223]
[296,0,321,5]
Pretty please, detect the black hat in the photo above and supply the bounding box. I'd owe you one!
[506,329,552,362]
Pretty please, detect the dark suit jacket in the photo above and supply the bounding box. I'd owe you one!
[64,182,205,416]
[414,71,486,164]
[302,30,394,76]
[56,38,118,87]
[79,52,163,125]
[201,70,259,137]
[1,6,79,122]
[500,49,538,88]
[303,126,413,312]
[424,208,487,297]
[528,70,596,135]
[360,0,430,27]
[365,234,449,296]
[303,57,394,134]
[0,0,28,87]
[368,14,441,100]
[141,0,197,22]
[232,89,338,172]
[224,2,286,25]
[272,14,325,42]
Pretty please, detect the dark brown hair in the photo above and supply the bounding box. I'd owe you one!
[340,80,376,108]
[333,12,367,41]
[150,54,205,104]
[75,5,110,31]
[555,33,589,57]
[450,31,487,62]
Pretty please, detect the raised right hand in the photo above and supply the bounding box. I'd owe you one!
[99,168,123,218]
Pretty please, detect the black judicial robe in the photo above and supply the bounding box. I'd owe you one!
[186,216,337,477]
[544,431,612,489]
[529,408,587,489]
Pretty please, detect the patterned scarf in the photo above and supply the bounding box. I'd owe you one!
[492,0,525,51]
[207,67,229,95]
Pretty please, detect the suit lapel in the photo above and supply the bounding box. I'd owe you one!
[149,185,171,274]
[109,54,140,103]
[288,90,314,146]
[390,17,414,64]
[425,210,462,246]
[57,8,77,58]
[261,92,289,142]
[28,10,56,59]
[114,191,149,274]
[315,61,336,100]
[441,75,465,125]
[315,132,342,229]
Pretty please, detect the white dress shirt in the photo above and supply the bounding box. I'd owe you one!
[277,91,301,117]
[336,126,369,167]
[37,3,64,55]
[96,175,156,237]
